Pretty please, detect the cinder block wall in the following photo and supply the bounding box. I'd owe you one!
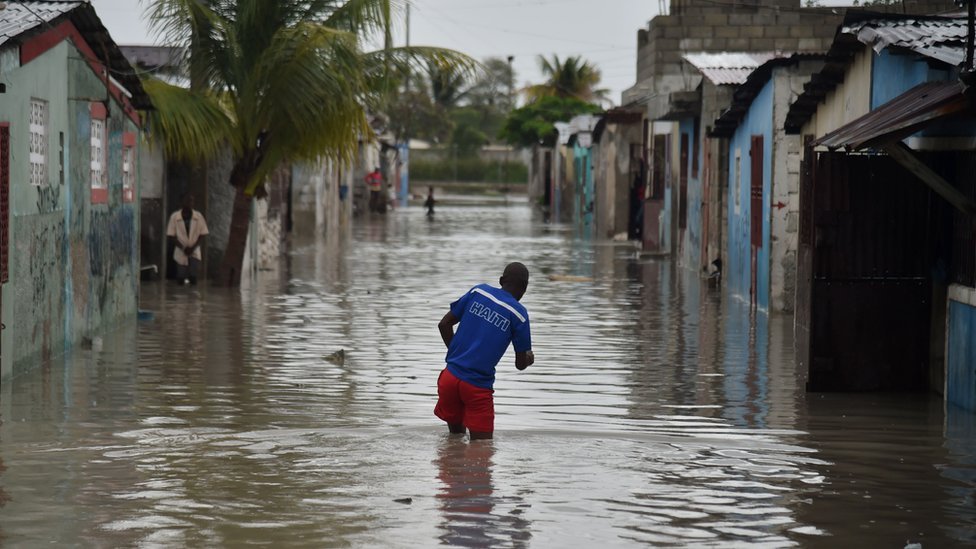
[635,0,960,92]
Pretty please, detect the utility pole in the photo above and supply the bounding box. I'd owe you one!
[399,2,412,208]
[506,55,515,110]
[505,56,514,188]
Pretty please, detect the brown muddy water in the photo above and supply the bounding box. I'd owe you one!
[0,203,974,548]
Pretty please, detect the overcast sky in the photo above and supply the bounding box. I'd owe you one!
[87,1,876,106]
[88,0,661,105]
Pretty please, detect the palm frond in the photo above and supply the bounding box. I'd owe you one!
[142,77,236,162]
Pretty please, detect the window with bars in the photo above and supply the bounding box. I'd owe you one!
[91,118,105,189]
[29,99,47,187]
[122,132,135,203]
[90,102,108,204]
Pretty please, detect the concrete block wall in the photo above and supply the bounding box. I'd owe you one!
[637,10,839,87]
[637,0,959,87]
[769,61,820,313]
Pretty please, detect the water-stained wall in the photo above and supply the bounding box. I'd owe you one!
[0,39,141,378]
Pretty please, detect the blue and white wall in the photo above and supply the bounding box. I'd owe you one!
[727,81,773,311]
[678,118,704,270]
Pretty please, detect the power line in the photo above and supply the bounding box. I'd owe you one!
[418,12,632,50]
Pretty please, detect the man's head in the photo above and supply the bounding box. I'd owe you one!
[500,262,529,301]
[181,192,194,212]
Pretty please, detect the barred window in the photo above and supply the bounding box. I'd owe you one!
[122,137,135,203]
[29,99,47,187]
[122,145,133,188]
[91,118,106,189]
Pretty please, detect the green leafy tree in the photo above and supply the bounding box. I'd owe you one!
[143,0,473,286]
[523,55,609,105]
[465,57,516,112]
[387,80,453,144]
[499,95,601,148]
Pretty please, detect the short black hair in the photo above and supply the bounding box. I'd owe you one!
[502,262,529,285]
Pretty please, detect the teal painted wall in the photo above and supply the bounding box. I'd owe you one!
[947,299,976,412]
[0,37,140,378]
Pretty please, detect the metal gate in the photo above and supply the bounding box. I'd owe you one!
[801,151,935,391]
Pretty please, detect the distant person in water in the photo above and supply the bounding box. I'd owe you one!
[166,193,209,285]
[434,262,534,439]
[366,167,383,213]
[424,186,436,217]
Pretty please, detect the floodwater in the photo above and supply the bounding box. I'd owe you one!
[1,202,974,548]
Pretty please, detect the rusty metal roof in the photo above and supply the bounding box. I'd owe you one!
[0,2,80,47]
[845,17,968,66]
[786,13,967,134]
[813,80,969,150]
[0,1,151,110]
[682,52,782,85]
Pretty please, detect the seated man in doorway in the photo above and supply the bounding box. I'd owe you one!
[166,193,209,285]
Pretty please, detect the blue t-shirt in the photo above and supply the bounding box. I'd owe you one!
[445,284,532,389]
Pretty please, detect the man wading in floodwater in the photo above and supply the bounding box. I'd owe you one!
[434,262,534,439]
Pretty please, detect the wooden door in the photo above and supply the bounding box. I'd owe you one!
[805,152,935,391]
[0,123,8,364]
[749,135,763,307]
[679,133,689,230]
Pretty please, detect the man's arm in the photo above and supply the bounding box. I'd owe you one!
[515,350,534,371]
[186,234,205,255]
[438,311,458,348]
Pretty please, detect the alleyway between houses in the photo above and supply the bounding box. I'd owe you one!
[1,202,974,547]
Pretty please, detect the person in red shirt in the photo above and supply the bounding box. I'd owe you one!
[365,167,383,213]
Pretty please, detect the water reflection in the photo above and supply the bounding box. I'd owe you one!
[0,204,973,547]
[435,438,532,547]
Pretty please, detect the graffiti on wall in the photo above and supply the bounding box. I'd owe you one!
[88,207,136,312]
[35,182,61,214]
[28,218,66,305]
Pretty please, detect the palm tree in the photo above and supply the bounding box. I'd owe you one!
[143,0,474,286]
[523,54,609,105]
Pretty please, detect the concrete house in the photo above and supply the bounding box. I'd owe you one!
[671,52,784,274]
[709,54,825,313]
[622,0,955,269]
[783,13,976,407]
[623,0,843,262]
[0,2,151,376]
[591,107,644,241]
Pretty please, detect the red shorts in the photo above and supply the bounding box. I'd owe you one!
[434,368,494,433]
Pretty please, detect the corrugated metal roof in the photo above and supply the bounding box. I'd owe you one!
[786,14,969,135]
[813,80,969,150]
[0,2,81,48]
[710,53,826,138]
[682,52,782,85]
[844,17,967,66]
[0,2,151,110]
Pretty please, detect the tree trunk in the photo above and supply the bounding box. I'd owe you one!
[215,184,253,287]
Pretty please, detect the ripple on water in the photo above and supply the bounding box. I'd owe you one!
[0,205,972,548]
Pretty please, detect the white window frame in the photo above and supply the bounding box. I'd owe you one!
[122,144,133,190]
[90,118,106,190]
[29,99,48,187]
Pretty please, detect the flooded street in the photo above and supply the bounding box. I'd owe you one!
[1,202,974,547]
